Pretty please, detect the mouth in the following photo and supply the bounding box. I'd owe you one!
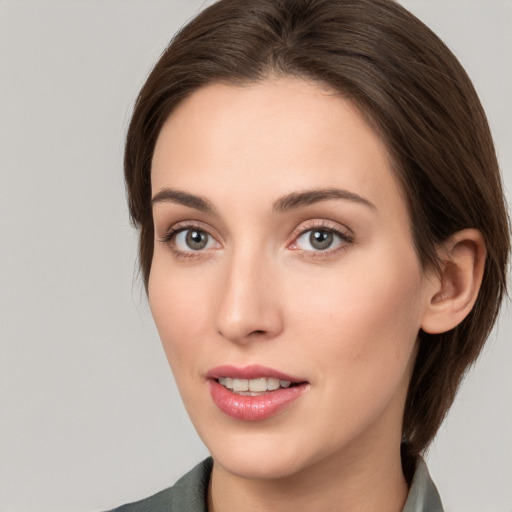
[216,376,298,395]
[206,365,309,421]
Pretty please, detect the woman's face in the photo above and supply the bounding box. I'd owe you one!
[149,77,435,479]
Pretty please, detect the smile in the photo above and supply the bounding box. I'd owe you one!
[217,377,293,395]
[207,365,308,421]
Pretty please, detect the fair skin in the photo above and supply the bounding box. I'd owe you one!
[149,77,485,512]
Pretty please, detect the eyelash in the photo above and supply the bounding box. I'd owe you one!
[289,221,354,258]
[158,220,354,260]
[158,221,216,260]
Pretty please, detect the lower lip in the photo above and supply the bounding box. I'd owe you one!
[208,380,308,421]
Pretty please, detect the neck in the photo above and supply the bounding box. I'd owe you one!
[207,439,408,512]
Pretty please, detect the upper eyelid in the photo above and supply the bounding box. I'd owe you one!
[160,220,219,240]
[289,219,353,238]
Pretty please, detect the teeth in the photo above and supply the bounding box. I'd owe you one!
[218,377,232,389]
[232,378,249,392]
[249,378,267,392]
[267,378,280,391]
[218,377,294,393]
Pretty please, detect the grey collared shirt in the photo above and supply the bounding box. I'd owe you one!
[108,457,444,512]
[402,458,444,512]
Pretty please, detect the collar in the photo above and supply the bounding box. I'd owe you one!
[401,458,444,512]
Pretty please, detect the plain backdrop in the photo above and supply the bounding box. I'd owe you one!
[1,1,511,511]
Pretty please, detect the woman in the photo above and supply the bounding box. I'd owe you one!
[111,0,509,510]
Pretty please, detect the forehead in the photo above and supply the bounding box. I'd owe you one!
[151,77,406,219]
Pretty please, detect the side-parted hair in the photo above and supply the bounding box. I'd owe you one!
[124,0,509,474]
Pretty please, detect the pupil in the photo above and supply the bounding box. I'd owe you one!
[186,230,208,250]
[310,230,333,250]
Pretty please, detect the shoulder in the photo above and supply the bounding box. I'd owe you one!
[104,458,213,512]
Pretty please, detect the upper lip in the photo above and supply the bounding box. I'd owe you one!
[206,364,305,383]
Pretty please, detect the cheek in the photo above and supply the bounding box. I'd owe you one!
[286,249,425,380]
[148,265,211,373]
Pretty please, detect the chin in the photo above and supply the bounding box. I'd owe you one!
[213,449,304,480]
[203,428,322,481]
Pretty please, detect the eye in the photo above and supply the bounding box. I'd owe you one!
[174,228,217,251]
[293,228,348,252]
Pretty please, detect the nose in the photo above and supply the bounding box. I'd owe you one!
[215,249,284,344]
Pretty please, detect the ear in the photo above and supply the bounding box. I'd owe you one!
[421,229,487,334]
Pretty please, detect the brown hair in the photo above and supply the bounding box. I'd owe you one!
[124,0,509,472]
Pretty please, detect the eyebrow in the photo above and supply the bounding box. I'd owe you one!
[151,188,216,213]
[151,187,376,213]
[273,188,376,213]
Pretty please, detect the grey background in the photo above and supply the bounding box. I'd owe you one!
[0,1,510,511]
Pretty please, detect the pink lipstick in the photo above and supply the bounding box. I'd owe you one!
[206,365,308,421]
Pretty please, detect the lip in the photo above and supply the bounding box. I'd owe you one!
[206,364,303,382]
[206,364,309,421]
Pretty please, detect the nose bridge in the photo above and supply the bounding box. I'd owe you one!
[215,242,282,343]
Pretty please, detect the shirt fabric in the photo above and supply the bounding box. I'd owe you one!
[108,457,444,512]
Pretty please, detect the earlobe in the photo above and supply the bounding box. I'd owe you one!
[421,229,487,334]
